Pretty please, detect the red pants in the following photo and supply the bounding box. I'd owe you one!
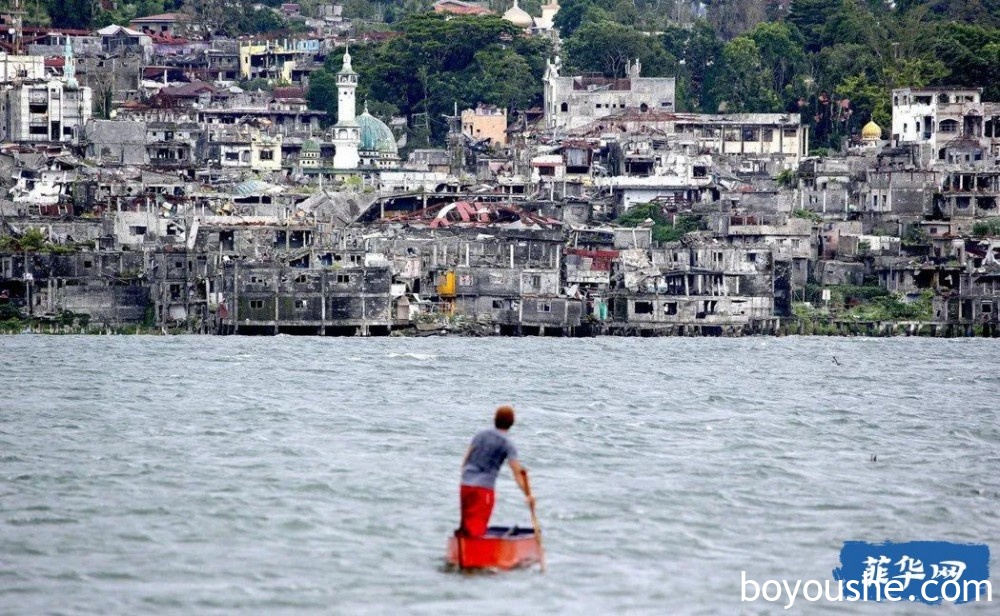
[459,485,495,536]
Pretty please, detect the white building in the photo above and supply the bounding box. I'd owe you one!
[129,12,189,36]
[534,0,560,30]
[330,47,399,170]
[206,124,282,172]
[544,56,676,131]
[673,114,808,162]
[596,152,716,210]
[569,109,809,165]
[0,81,92,143]
[892,87,981,145]
[0,52,45,82]
[890,86,1000,163]
[332,48,360,169]
[0,41,92,144]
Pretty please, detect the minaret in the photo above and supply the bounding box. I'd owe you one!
[539,0,560,30]
[337,45,356,124]
[332,45,360,169]
[64,39,78,88]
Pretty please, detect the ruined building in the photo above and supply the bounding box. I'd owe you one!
[543,57,676,131]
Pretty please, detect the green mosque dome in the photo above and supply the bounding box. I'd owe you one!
[357,105,398,157]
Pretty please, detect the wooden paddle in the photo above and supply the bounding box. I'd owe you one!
[521,468,546,573]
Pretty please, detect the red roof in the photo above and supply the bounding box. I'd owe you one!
[272,86,306,100]
[44,57,65,68]
[160,82,217,98]
[131,12,187,23]
[150,32,189,44]
[23,26,93,36]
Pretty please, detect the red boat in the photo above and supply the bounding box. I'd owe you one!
[446,527,542,571]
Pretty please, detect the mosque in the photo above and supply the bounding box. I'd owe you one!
[330,47,400,170]
[324,1,562,171]
[860,119,882,149]
[502,0,560,31]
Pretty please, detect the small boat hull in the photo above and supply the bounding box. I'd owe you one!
[446,526,541,570]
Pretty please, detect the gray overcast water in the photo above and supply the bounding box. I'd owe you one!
[1,336,998,615]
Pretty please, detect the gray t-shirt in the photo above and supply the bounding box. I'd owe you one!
[461,428,518,489]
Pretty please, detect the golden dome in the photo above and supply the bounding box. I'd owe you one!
[861,120,882,140]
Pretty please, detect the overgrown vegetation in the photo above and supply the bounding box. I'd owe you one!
[614,203,703,243]
[972,217,1000,237]
[0,230,82,254]
[799,284,933,322]
[775,168,796,188]
[0,307,96,334]
[792,208,822,222]
[902,226,931,245]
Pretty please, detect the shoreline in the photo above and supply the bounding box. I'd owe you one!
[5,319,998,338]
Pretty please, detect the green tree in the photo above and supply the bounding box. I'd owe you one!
[181,0,230,37]
[925,22,1000,95]
[885,56,949,89]
[45,0,93,29]
[711,37,780,112]
[704,0,769,41]
[662,20,723,111]
[815,43,880,94]
[473,48,537,112]
[787,0,846,52]
[835,73,891,132]
[564,19,677,77]
[899,0,1000,29]
[355,14,542,143]
[821,0,885,49]
[511,35,555,86]
[236,6,290,34]
[747,21,806,98]
[554,0,602,38]
[981,42,1000,101]
[306,69,339,119]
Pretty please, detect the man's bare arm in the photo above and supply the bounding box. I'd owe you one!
[508,459,534,505]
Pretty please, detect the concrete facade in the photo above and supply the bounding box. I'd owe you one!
[0,81,92,143]
[544,58,675,131]
[462,105,507,146]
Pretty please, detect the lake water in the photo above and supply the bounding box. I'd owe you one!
[1,336,998,614]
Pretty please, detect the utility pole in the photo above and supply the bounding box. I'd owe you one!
[4,0,25,55]
[411,111,429,149]
[443,101,464,177]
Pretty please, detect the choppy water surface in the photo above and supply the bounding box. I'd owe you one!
[1,336,998,615]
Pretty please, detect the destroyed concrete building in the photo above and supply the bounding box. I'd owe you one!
[1,10,999,337]
[544,58,676,131]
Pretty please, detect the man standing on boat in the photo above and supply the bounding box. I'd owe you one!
[459,406,533,536]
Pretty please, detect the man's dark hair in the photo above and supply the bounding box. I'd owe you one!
[494,405,515,430]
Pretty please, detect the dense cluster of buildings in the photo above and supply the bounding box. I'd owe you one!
[1,4,999,336]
